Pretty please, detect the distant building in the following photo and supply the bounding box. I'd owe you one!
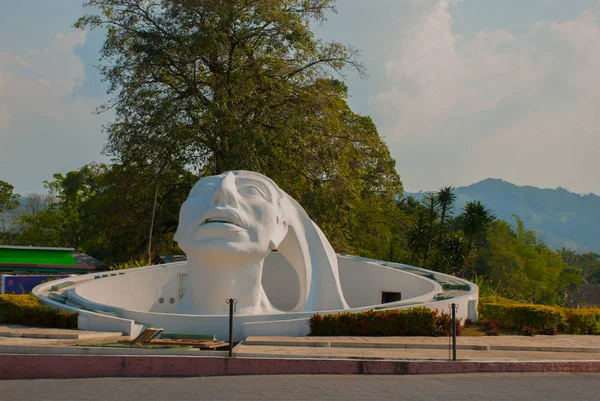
[0,245,108,294]
[569,284,600,308]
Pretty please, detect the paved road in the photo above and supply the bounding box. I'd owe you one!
[2,373,600,401]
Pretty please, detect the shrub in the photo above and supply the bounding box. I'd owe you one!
[521,326,535,336]
[482,319,499,336]
[563,308,600,335]
[539,324,558,336]
[0,294,77,329]
[480,296,600,335]
[479,297,566,332]
[309,307,448,337]
[111,258,148,270]
[434,311,463,337]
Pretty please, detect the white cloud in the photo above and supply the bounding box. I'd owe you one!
[0,30,110,193]
[372,2,600,194]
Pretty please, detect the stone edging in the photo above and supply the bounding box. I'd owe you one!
[1,355,600,379]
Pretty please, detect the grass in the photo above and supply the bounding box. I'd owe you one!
[461,321,527,336]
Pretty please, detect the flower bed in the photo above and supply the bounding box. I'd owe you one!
[0,294,77,329]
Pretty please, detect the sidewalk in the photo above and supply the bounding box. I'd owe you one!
[2,325,600,378]
[0,324,125,346]
[236,335,600,360]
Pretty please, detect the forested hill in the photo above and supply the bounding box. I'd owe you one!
[408,178,600,253]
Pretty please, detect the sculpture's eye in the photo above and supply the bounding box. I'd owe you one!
[239,185,267,200]
[190,183,215,198]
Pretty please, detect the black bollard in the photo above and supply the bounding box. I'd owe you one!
[451,303,457,361]
[226,298,237,357]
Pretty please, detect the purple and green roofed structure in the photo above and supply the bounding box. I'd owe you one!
[0,245,106,274]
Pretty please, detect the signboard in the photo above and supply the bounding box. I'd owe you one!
[1,275,69,294]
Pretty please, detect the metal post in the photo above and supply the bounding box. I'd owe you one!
[226,298,237,358]
[147,184,159,265]
[451,303,457,361]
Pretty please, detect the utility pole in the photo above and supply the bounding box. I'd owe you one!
[147,185,158,265]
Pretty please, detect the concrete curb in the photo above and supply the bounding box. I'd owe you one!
[242,339,600,353]
[0,345,229,357]
[2,354,600,379]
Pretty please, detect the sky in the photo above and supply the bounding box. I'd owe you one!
[1,0,600,195]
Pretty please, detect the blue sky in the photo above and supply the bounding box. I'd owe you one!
[2,0,600,195]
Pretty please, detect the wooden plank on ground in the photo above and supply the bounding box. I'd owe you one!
[131,327,164,344]
[148,339,229,349]
[161,333,216,341]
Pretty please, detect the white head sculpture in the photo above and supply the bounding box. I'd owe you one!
[174,170,349,315]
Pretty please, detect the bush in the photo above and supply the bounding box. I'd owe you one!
[0,294,77,329]
[309,307,456,337]
[479,297,566,332]
[482,319,499,336]
[563,308,600,335]
[539,324,558,336]
[434,310,463,337]
[479,296,600,335]
[521,326,535,336]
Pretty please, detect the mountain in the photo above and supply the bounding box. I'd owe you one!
[407,179,600,253]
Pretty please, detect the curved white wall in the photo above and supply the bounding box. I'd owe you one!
[71,265,183,313]
[337,256,438,308]
[33,255,478,341]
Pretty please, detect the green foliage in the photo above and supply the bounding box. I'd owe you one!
[75,0,363,174]
[560,249,600,285]
[472,274,500,297]
[479,296,600,335]
[0,180,20,215]
[479,297,566,332]
[309,307,460,337]
[0,180,20,240]
[431,178,600,254]
[461,200,495,255]
[111,258,149,270]
[13,162,196,263]
[473,217,583,304]
[0,294,77,329]
[563,308,600,335]
[73,0,402,261]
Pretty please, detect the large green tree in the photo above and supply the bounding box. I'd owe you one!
[474,217,584,304]
[0,180,20,215]
[0,180,21,240]
[76,0,364,174]
[76,0,402,257]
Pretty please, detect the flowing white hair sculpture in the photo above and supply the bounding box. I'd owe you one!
[275,186,349,312]
[174,170,348,315]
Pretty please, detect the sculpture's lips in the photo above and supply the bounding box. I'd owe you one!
[198,208,245,230]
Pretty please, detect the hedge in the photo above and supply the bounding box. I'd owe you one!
[309,307,461,337]
[479,296,600,335]
[0,294,78,329]
[564,308,600,335]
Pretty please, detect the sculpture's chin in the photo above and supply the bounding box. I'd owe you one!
[181,240,270,261]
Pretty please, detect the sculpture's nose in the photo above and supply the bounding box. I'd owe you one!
[210,171,239,207]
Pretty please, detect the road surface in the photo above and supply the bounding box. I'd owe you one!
[2,373,599,401]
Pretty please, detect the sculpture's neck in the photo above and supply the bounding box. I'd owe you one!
[177,255,274,315]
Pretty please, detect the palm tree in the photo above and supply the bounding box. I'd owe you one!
[461,200,495,256]
[435,186,456,252]
[407,210,429,265]
[421,193,438,266]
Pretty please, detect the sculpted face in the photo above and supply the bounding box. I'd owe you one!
[175,171,288,260]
